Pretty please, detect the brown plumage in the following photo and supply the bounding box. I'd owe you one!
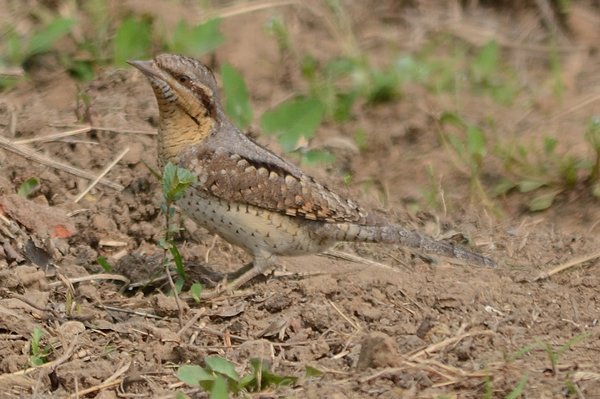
[129,54,496,292]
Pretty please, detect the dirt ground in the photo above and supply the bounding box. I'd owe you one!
[1,1,600,398]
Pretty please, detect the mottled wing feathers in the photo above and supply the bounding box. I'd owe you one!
[179,148,371,224]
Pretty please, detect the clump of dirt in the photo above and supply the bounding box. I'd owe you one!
[1,2,600,398]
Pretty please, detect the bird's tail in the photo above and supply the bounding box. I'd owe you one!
[321,222,496,267]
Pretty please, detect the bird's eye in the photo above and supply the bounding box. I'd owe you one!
[177,75,189,84]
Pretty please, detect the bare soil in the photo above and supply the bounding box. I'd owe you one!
[1,2,600,398]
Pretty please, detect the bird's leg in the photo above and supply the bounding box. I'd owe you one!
[226,254,277,291]
[202,254,276,298]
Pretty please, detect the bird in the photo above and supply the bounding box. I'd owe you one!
[128,54,496,292]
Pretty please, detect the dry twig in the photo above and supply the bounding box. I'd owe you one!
[534,250,600,281]
[14,126,91,145]
[48,273,130,288]
[74,147,129,202]
[0,135,123,190]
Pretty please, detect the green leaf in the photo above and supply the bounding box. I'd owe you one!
[491,179,516,197]
[177,365,214,387]
[96,256,113,272]
[305,365,324,377]
[447,133,466,159]
[368,69,400,103]
[261,369,297,387]
[221,64,252,129]
[205,356,239,382]
[506,373,528,399]
[471,40,499,82]
[31,328,43,355]
[394,55,424,83]
[162,163,177,199]
[68,60,96,81]
[559,156,579,186]
[114,17,151,66]
[325,56,357,79]
[332,91,357,122]
[168,22,189,54]
[558,333,589,355]
[190,282,203,303]
[4,31,22,64]
[186,19,224,55]
[466,125,486,159]
[174,277,185,295]
[170,244,186,279]
[528,191,560,211]
[238,373,256,389]
[30,355,45,366]
[169,19,224,55]
[17,177,39,198]
[489,84,517,105]
[264,16,290,53]
[518,180,546,193]
[439,112,466,128]
[210,375,229,399]
[353,128,368,151]
[162,163,197,202]
[260,97,325,152]
[247,359,297,389]
[584,117,600,151]
[300,149,335,165]
[29,327,48,366]
[176,166,197,185]
[26,18,74,57]
[543,137,558,154]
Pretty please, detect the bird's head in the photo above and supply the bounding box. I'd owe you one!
[129,54,219,162]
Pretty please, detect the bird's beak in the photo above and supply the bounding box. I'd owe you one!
[127,60,163,81]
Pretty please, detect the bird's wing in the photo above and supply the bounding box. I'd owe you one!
[178,146,372,224]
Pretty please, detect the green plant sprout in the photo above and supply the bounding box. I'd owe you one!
[165,18,224,56]
[2,17,74,66]
[494,118,600,211]
[505,373,528,399]
[113,16,152,66]
[17,177,39,198]
[29,327,51,366]
[96,256,113,273]
[584,117,600,189]
[469,40,518,105]
[177,356,297,398]
[506,333,589,396]
[438,112,497,212]
[160,162,197,318]
[1,4,228,89]
[221,63,252,130]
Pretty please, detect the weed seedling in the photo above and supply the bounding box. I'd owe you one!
[584,117,600,189]
[177,356,297,398]
[113,16,152,66]
[221,64,252,130]
[438,112,497,212]
[17,177,39,198]
[29,327,51,366]
[160,162,197,323]
[165,18,224,56]
[96,256,113,273]
[261,96,325,152]
[494,118,600,211]
[542,333,589,376]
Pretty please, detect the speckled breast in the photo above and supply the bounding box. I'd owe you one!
[178,189,335,257]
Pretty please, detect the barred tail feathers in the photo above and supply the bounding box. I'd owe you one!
[328,222,496,267]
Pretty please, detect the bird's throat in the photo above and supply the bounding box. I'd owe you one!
[157,107,214,165]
